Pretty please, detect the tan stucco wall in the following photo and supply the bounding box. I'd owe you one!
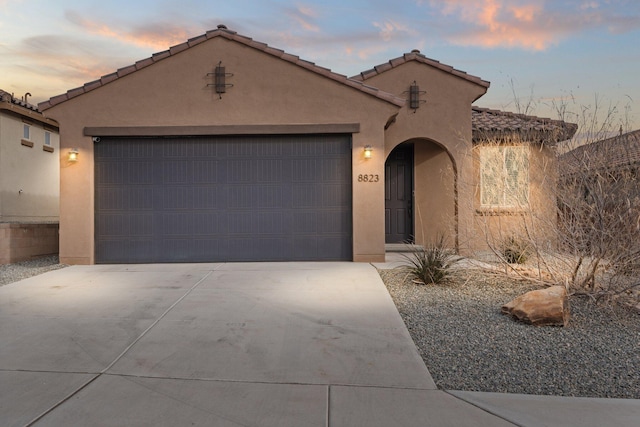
[45,37,400,264]
[357,60,488,253]
[413,141,456,246]
[0,111,60,222]
[470,144,558,254]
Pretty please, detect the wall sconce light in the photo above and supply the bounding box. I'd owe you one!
[207,61,234,99]
[406,81,426,112]
[68,149,79,162]
[364,145,373,159]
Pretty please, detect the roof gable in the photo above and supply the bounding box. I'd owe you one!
[39,25,404,111]
[352,50,490,89]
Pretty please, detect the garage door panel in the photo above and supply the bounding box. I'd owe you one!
[95,135,352,263]
[97,239,155,263]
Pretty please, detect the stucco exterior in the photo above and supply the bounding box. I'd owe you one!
[39,27,574,265]
[0,92,60,263]
[470,142,559,253]
[353,58,488,252]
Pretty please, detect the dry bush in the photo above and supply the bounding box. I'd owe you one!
[470,95,640,306]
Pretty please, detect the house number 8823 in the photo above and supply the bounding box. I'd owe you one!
[357,174,379,183]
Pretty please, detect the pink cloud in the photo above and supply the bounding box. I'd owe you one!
[65,10,192,50]
[285,4,320,32]
[431,0,561,50]
[373,20,417,42]
[430,0,640,50]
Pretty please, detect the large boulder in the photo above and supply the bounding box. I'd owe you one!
[502,286,570,326]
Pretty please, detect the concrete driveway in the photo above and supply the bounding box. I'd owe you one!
[1,262,638,426]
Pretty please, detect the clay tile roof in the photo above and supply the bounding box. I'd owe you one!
[472,106,578,144]
[0,89,40,112]
[559,129,640,174]
[39,26,405,111]
[1,88,59,127]
[352,50,490,89]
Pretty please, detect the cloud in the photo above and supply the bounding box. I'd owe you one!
[0,34,143,101]
[65,10,196,50]
[284,4,320,32]
[428,0,640,50]
[373,20,418,42]
[431,0,561,50]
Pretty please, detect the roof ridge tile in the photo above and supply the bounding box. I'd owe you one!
[356,52,490,89]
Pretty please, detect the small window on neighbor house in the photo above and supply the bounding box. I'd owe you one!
[45,131,51,146]
[480,146,529,208]
[23,124,31,140]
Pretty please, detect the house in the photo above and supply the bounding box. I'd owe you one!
[38,26,576,264]
[560,129,640,175]
[0,90,60,264]
[557,129,640,252]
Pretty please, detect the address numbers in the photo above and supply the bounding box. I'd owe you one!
[357,174,379,183]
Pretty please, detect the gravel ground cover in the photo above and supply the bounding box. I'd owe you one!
[0,255,67,287]
[379,266,640,399]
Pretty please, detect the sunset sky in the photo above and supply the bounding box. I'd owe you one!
[1,0,638,131]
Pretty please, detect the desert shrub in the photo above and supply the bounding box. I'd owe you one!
[501,236,529,264]
[403,236,457,285]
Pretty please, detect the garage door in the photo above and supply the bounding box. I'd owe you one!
[94,135,352,263]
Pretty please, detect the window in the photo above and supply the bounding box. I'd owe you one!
[480,146,529,207]
[23,123,31,140]
[44,131,51,146]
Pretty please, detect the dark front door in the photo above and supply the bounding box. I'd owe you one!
[385,144,414,243]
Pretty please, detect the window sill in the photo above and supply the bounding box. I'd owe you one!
[475,207,529,216]
[43,145,54,153]
[21,139,34,148]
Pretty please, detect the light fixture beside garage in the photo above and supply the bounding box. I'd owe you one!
[68,148,79,162]
[208,61,234,98]
[364,145,373,159]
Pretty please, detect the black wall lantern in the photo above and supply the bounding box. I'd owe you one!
[208,61,234,98]
[407,81,426,112]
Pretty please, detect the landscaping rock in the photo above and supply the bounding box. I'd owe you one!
[501,285,570,326]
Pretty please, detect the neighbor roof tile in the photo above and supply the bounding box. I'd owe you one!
[559,129,640,174]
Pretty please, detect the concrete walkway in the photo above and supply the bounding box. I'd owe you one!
[0,262,638,426]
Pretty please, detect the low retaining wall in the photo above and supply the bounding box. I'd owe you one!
[0,223,59,264]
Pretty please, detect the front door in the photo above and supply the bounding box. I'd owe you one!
[385,144,414,243]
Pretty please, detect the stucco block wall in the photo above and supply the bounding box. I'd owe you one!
[0,223,59,264]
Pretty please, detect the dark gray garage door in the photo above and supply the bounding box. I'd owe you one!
[94,135,352,263]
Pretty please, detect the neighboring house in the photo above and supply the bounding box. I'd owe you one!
[0,90,60,264]
[38,26,575,264]
[559,129,640,175]
[557,129,640,254]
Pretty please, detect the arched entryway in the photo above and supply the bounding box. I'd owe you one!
[385,139,457,249]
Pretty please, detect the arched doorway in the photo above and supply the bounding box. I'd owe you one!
[385,139,457,249]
